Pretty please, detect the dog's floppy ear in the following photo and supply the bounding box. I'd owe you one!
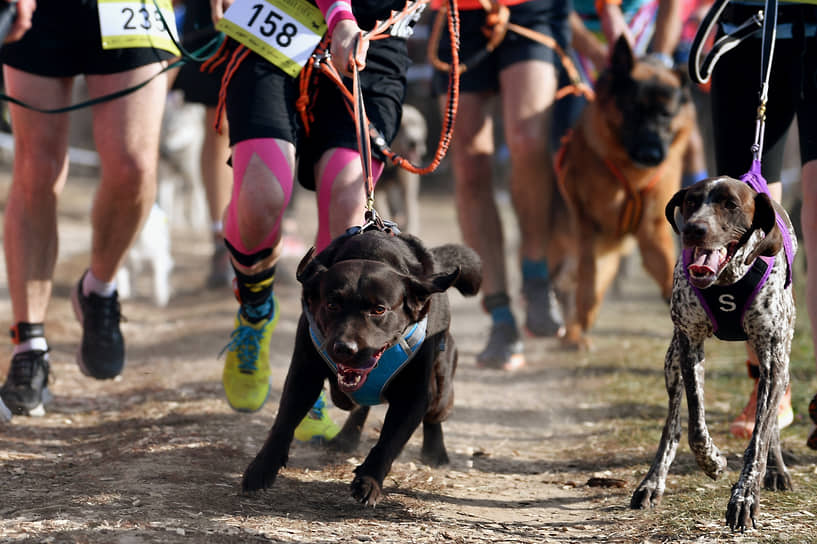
[743,192,783,264]
[296,246,319,283]
[404,268,461,319]
[664,188,687,234]
[296,247,329,304]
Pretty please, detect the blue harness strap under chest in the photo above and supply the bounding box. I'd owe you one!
[682,250,774,341]
[305,306,428,406]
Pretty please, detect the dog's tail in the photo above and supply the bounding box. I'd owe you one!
[431,244,482,296]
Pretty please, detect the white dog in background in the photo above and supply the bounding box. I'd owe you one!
[157,89,208,231]
[117,203,174,307]
[116,91,211,307]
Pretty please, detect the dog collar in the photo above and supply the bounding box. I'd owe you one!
[303,304,428,406]
[682,250,774,341]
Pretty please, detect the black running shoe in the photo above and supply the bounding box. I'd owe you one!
[476,322,525,371]
[71,274,125,379]
[0,350,52,416]
[523,277,564,337]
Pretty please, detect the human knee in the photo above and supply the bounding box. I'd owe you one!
[10,157,65,204]
[104,152,156,191]
[505,126,548,164]
[225,139,294,254]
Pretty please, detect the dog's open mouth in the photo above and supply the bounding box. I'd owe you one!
[335,345,387,393]
[687,243,737,288]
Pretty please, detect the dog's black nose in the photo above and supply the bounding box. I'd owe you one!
[332,340,358,358]
[682,222,707,241]
[630,143,665,166]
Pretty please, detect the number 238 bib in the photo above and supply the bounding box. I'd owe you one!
[97,0,181,56]
[216,0,327,78]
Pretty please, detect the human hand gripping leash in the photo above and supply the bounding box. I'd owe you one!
[301,0,461,226]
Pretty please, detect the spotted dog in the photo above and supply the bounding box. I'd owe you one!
[631,176,796,532]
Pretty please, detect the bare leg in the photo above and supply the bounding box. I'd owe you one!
[86,65,169,282]
[314,147,380,249]
[801,160,817,448]
[441,92,504,296]
[202,107,234,286]
[499,59,557,262]
[499,59,563,337]
[2,67,72,324]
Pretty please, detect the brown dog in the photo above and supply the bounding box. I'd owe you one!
[548,36,695,349]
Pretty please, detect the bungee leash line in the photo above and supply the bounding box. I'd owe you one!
[309,0,461,215]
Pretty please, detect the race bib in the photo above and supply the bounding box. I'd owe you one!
[216,0,326,78]
[98,0,181,56]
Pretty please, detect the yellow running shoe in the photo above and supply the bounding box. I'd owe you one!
[221,296,279,413]
[294,390,340,444]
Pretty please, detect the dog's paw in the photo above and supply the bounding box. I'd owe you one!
[241,457,279,493]
[351,474,383,507]
[559,331,591,352]
[726,482,759,532]
[697,447,727,480]
[763,466,793,491]
[630,480,663,509]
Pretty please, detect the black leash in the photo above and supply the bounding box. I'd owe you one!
[689,0,762,85]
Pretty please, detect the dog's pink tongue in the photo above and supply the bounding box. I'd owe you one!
[688,250,719,275]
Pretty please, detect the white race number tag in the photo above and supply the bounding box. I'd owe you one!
[98,0,180,56]
[216,0,326,78]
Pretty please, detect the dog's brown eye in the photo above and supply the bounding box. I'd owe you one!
[371,305,387,315]
[724,200,738,210]
[327,302,340,312]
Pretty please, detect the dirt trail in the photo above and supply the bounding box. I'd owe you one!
[0,170,805,543]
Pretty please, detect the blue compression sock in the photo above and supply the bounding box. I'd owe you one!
[522,258,549,282]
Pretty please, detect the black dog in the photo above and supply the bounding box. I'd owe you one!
[242,228,481,506]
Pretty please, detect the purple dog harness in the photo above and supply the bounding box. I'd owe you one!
[683,251,774,341]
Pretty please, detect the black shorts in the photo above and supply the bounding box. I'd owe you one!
[172,0,222,107]
[224,36,409,189]
[711,3,817,180]
[0,0,175,77]
[431,0,571,96]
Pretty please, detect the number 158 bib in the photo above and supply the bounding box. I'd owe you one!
[216,0,327,78]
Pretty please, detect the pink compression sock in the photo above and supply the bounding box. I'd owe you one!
[316,149,383,252]
[224,138,294,255]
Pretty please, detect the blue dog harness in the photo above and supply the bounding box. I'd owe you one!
[305,305,428,406]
